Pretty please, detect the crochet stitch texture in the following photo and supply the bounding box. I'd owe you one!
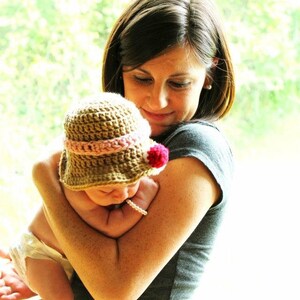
[59,92,169,190]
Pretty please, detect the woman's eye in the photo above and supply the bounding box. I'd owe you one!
[134,76,153,85]
[169,81,191,89]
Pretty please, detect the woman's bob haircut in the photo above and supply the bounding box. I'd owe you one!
[102,0,235,121]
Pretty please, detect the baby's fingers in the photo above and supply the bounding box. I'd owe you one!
[0,292,22,300]
[0,286,12,297]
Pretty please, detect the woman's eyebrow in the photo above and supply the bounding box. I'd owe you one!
[134,67,150,74]
[135,67,190,78]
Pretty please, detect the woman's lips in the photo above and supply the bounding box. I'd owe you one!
[142,109,173,122]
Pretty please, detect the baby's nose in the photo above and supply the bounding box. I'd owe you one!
[112,189,129,201]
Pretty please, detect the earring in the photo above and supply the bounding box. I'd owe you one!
[205,84,212,90]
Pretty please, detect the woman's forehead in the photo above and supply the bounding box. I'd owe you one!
[124,46,204,73]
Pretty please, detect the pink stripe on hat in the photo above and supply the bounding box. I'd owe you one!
[64,131,146,156]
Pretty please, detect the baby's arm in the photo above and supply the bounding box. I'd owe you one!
[65,177,159,238]
[105,177,159,237]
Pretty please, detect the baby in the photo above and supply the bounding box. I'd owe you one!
[9,92,169,299]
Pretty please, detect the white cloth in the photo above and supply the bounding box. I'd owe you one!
[9,231,73,289]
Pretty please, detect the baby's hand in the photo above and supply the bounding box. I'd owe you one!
[0,249,35,299]
[131,177,159,210]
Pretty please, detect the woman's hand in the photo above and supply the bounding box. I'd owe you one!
[0,249,35,300]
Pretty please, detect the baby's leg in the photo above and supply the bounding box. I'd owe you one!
[26,257,73,300]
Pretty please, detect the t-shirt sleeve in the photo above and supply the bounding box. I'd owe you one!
[163,122,234,204]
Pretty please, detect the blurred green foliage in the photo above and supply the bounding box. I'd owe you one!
[0,0,127,150]
[0,0,127,240]
[0,0,299,236]
[216,0,300,144]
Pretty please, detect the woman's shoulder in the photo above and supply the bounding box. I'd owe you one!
[158,120,234,198]
[160,121,232,158]
[159,120,223,139]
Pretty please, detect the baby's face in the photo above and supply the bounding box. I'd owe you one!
[84,181,140,206]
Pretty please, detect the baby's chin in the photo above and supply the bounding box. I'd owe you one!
[106,202,125,210]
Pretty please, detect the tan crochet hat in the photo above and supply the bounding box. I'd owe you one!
[59,92,169,190]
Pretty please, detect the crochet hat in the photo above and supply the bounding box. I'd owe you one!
[59,92,169,190]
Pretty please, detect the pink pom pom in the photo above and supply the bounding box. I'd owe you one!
[146,144,169,168]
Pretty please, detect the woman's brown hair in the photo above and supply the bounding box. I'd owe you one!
[102,0,235,120]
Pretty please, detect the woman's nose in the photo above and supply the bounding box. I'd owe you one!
[148,85,168,110]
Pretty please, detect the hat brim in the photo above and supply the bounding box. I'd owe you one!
[59,147,158,190]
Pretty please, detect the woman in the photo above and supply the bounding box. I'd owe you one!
[0,0,235,299]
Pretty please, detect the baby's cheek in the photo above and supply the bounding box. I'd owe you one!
[128,188,138,199]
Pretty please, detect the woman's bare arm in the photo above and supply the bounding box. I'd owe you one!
[33,152,220,299]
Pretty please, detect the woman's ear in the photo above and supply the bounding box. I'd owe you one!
[212,57,219,67]
[203,57,219,90]
[203,81,212,90]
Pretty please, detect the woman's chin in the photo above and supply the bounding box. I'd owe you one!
[150,124,170,137]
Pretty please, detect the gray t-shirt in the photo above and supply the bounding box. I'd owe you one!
[72,121,234,300]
